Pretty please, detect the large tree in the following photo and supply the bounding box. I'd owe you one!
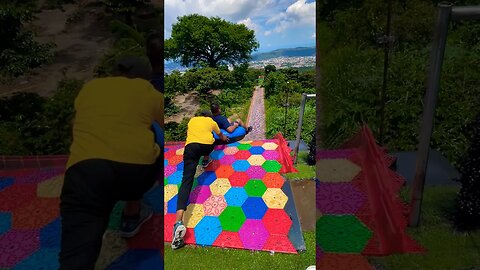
[165,14,259,68]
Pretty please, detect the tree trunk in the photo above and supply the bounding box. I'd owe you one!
[208,59,217,68]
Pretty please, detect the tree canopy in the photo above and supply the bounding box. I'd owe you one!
[165,14,259,68]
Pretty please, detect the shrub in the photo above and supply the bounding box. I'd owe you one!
[0,3,55,77]
[0,79,83,155]
[165,70,187,94]
[165,118,189,142]
[94,38,146,77]
[264,71,287,98]
[265,99,315,143]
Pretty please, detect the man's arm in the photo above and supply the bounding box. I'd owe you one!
[225,122,239,133]
[213,121,229,142]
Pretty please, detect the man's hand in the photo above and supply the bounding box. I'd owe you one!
[220,133,229,142]
[226,122,239,133]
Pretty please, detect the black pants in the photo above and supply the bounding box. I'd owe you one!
[176,143,215,211]
[59,158,161,270]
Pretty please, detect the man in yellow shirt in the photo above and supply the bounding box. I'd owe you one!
[59,57,163,269]
[171,110,228,249]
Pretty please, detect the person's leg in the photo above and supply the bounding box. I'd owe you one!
[172,143,201,249]
[235,119,245,127]
[59,160,116,270]
[235,118,253,133]
[115,157,162,238]
[176,144,200,218]
[236,119,252,131]
[200,143,216,167]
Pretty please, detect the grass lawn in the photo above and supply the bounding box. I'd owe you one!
[370,186,480,270]
[164,231,315,270]
[286,152,315,181]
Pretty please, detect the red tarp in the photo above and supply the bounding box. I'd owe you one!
[273,133,298,174]
[341,125,425,256]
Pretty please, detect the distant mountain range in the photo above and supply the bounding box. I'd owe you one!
[165,46,316,73]
[251,47,315,61]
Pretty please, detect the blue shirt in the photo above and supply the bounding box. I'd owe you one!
[212,115,231,130]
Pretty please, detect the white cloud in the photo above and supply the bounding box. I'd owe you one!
[238,17,261,33]
[311,32,316,39]
[165,0,278,37]
[265,0,315,34]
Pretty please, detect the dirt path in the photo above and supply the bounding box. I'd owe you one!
[165,91,201,123]
[0,2,113,97]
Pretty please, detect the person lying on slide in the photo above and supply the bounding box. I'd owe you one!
[210,103,253,136]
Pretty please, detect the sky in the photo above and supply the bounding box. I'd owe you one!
[164,0,316,53]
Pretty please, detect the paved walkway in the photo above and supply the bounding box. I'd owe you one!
[244,86,266,140]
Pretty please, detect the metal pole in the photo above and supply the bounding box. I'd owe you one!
[294,93,308,164]
[284,81,289,135]
[315,0,323,157]
[379,0,393,144]
[409,2,452,227]
[451,6,480,20]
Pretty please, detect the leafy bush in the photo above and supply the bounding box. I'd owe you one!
[214,87,253,116]
[298,69,315,89]
[0,79,83,155]
[264,64,276,77]
[191,68,234,96]
[165,70,187,94]
[247,68,263,84]
[265,99,315,143]
[164,94,180,117]
[94,37,146,77]
[32,79,82,154]
[165,118,189,142]
[264,71,287,98]
[0,3,55,77]
[279,68,299,81]
[319,40,480,166]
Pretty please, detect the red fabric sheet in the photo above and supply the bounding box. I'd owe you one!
[273,133,298,174]
[341,125,425,256]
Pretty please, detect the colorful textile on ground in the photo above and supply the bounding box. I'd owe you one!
[316,125,424,269]
[0,157,164,270]
[164,134,298,253]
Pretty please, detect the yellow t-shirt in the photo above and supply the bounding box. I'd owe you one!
[185,116,221,146]
[66,77,163,169]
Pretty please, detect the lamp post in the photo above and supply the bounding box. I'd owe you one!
[284,81,290,135]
